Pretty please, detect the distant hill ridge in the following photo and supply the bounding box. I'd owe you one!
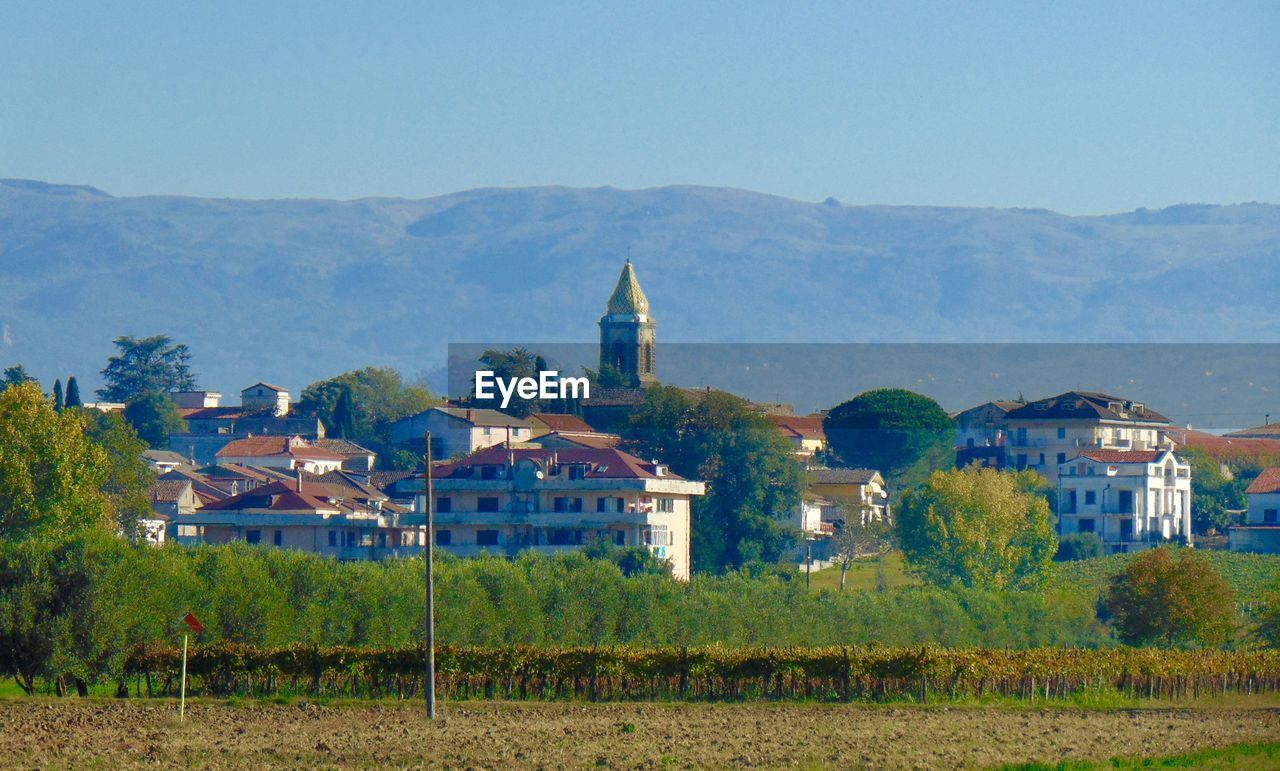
[1,179,1278,400]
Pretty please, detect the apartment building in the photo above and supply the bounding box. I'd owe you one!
[1003,391,1174,484]
[1057,449,1192,553]
[414,445,705,579]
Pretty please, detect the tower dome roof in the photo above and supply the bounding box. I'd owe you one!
[606,259,650,316]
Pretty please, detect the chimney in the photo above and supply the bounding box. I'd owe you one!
[296,466,303,493]
[467,408,474,422]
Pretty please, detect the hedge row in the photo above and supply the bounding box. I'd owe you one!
[123,643,1280,702]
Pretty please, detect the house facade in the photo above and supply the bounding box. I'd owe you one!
[170,478,423,560]
[1003,392,1174,485]
[413,445,704,580]
[805,467,889,525]
[389,407,532,458]
[768,414,828,458]
[953,400,1023,469]
[1057,449,1192,553]
[1228,468,1280,554]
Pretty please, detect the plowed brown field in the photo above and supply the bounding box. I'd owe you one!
[1,699,1278,769]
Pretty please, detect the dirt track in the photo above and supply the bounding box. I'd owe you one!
[1,699,1278,769]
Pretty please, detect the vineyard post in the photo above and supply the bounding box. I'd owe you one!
[425,430,437,719]
[179,633,188,722]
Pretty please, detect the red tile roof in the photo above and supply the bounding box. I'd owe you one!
[199,480,345,514]
[432,445,685,481]
[768,414,826,440]
[215,436,346,460]
[1168,428,1280,460]
[1077,450,1165,463]
[1246,468,1280,495]
[530,413,596,433]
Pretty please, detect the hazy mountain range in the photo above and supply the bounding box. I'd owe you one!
[2,178,1278,421]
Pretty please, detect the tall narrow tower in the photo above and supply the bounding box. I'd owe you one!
[599,258,657,387]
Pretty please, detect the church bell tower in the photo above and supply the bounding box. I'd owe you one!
[599,258,657,387]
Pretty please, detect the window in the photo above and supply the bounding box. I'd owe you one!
[436,529,452,546]
[656,497,675,513]
[347,530,356,546]
[547,528,580,545]
[437,497,452,513]
[1078,518,1095,533]
[1016,454,1027,469]
[273,530,283,547]
[1057,428,1066,439]
[1038,453,1045,466]
[177,525,200,537]
[554,497,583,513]
[617,497,625,512]
[1266,509,1278,524]
[614,529,626,546]
[480,465,498,480]
[643,526,672,546]
[596,497,608,513]
[476,529,499,546]
[483,426,492,436]
[328,531,337,547]
[1085,491,1096,505]
[246,529,261,544]
[568,465,586,480]
[477,497,500,513]
[1057,453,1066,465]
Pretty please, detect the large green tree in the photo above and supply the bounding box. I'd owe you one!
[63,377,83,409]
[84,411,155,541]
[626,386,803,571]
[299,366,436,447]
[1105,547,1235,648]
[2,365,36,389]
[823,389,953,483]
[123,391,188,448]
[895,467,1057,590]
[0,382,113,542]
[1179,447,1249,535]
[98,335,197,402]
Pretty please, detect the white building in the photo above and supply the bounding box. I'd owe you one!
[389,407,533,459]
[1004,392,1175,485]
[1057,449,1192,553]
[240,382,291,416]
[1228,468,1280,554]
[413,444,704,580]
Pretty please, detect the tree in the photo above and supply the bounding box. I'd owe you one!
[895,467,1057,590]
[1255,580,1280,648]
[1055,532,1103,561]
[64,377,82,409]
[1105,547,1235,648]
[123,391,187,448]
[0,382,113,542]
[2,365,36,389]
[831,516,892,591]
[823,389,953,483]
[625,387,803,571]
[1180,447,1247,535]
[51,379,63,411]
[84,411,155,541]
[98,335,197,402]
[298,366,437,448]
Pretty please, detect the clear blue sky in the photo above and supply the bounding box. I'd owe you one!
[2,1,1276,214]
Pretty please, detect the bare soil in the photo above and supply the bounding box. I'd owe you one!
[1,699,1278,769]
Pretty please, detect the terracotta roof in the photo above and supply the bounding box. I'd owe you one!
[198,480,346,514]
[1005,392,1170,425]
[768,414,826,440]
[215,436,346,460]
[366,471,417,490]
[807,467,881,485]
[1168,428,1280,459]
[1246,468,1280,495]
[197,463,275,482]
[1225,423,1280,439]
[1076,450,1165,463]
[432,445,686,481]
[530,412,596,433]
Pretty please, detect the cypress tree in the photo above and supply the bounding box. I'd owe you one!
[52,379,63,411]
[64,376,83,409]
[332,386,356,439]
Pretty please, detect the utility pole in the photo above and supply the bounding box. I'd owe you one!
[424,431,436,719]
